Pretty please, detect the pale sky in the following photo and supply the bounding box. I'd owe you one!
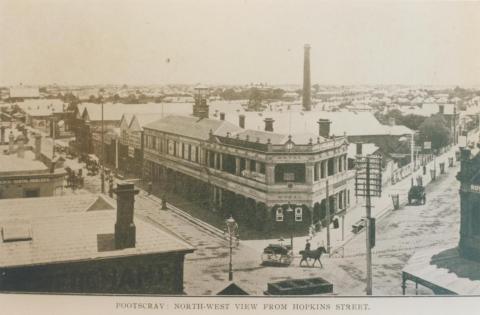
[0,0,479,86]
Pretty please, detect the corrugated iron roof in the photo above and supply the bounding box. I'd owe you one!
[0,195,194,268]
[144,115,242,140]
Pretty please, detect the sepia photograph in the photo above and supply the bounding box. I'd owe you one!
[1,0,480,314]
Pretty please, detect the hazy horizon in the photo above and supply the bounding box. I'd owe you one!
[1,0,479,87]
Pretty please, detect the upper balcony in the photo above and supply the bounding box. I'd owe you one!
[215,134,347,154]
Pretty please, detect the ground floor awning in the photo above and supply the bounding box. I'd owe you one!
[402,246,480,295]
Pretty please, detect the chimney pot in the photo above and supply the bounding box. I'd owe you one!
[34,134,42,160]
[264,118,275,132]
[318,119,331,138]
[239,115,245,128]
[114,183,139,249]
[356,143,363,155]
[0,126,5,145]
[8,131,14,154]
[16,136,25,158]
[439,105,445,114]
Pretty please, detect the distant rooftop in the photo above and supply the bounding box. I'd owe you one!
[0,154,48,174]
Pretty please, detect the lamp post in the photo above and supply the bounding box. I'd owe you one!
[286,204,294,251]
[100,100,105,194]
[224,216,239,281]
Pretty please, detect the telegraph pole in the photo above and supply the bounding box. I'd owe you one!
[355,155,381,296]
[100,101,105,194]
[365,158,372,295]
[325,180,331,253]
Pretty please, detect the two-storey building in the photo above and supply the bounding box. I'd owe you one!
[143,99,352,235]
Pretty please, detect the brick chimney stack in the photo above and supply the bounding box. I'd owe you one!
[356,143,363,155]
[302,44,312,111]
[34,134,42,160]
[8,131,14,154]
[0,126,5,145]
[264,118,274,132]
[239,115,245,128]
[318,119,331,138]
[17,135,25,158]
[220,112,225,121]
[114,183,139,249]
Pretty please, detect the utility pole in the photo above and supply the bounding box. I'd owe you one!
[365,158,372,295]
[325,179,330,253]
[52,118,55,159]
[100,101,105,194]
[355,155,382,296]
[410,132,415,174]
[453,106,457,145]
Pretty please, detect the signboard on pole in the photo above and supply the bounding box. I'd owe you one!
[355,155,382,197]
[458,135,467,148]
[423,141,431,150]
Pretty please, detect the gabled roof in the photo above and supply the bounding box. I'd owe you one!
[119,113,133,130]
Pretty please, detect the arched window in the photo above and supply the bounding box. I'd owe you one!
[295,207,303,222]
[276,207,284,222]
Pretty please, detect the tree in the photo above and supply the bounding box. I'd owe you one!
[418,114,452,150]
[399,114,426,131]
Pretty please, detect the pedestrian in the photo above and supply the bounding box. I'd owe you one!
[305,239,311,252]
[108,178,114,198]
[148,181,153,195]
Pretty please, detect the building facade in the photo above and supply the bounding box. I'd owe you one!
[143,115,353,235]
[0,133,65,199]
[457,148,480,261]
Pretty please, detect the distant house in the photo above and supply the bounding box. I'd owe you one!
[8,87,40,100]
[0,132,66,199]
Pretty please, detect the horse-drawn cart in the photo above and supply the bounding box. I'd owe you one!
[261,244,293,267]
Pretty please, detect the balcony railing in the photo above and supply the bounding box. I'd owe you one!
[215,135,347,153]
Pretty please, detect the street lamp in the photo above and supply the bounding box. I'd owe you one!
[100,98,105,194]
[286,204,294,251]
[224,216,239,281]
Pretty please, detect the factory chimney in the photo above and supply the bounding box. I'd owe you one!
[302,44,312,111]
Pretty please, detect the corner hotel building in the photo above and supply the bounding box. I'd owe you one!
[142,90,353,235]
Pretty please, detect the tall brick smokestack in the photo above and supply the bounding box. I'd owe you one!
[114,183,139,249]
[303,44,312,111]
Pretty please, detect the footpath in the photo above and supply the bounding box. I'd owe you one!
[326,146,459,257]
[242,144,461,257]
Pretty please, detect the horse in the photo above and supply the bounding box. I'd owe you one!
[299,246,327,268]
